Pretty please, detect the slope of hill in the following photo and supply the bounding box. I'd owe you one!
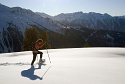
[0,3,62,53]
[36,12,53,18]
[117,15,125,19]
[0,48,125,84]
[0,4,61,32]
[53,12,125,32]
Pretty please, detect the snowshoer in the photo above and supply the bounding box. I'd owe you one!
[31,39,45,65]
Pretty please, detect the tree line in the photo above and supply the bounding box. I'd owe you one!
[22,27,51,51]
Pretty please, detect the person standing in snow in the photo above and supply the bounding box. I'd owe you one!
[31,39,45,65]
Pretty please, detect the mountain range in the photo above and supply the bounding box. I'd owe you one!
[0,3,125,53]
[37,12,125,32]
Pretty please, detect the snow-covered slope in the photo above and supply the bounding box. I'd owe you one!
[36,12,53,18]
[0,48,125,84]
[53,12,84,22]
[117,15,125,19]
[0,3,62,53]
[53,12,125,32]
[0,4,61,32]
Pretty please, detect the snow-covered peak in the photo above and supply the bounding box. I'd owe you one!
[116,15,125,19]
[0,3,10,12]
[0,3,61,32]
[78,12,112,21]
[88,12,112,18]
[53,12,113,22]
[36,12,52,18]
[52,11,125,32]
[53,11,84,22]
[11,7,36,16]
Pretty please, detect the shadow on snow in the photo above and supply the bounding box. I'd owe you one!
[21,64,43,80]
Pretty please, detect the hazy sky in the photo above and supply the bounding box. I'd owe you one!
[0,0,125,16]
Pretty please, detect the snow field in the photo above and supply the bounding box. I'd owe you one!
[0,48,125,84]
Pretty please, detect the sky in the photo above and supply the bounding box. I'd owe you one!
[0,0,125,16]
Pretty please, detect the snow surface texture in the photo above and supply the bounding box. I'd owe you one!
[0,48,125,84]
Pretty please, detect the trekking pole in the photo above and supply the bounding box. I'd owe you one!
[45,42,51,63]
[36,54,38,63]
[46,49,51,63]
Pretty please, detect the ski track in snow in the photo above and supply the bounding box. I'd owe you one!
[0,48,125,84]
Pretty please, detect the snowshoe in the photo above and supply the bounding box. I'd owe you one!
[39,59,45,64]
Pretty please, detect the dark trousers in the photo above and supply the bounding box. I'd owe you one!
[31,51,43,65]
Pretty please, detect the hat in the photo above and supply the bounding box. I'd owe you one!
[36,39,43,43]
